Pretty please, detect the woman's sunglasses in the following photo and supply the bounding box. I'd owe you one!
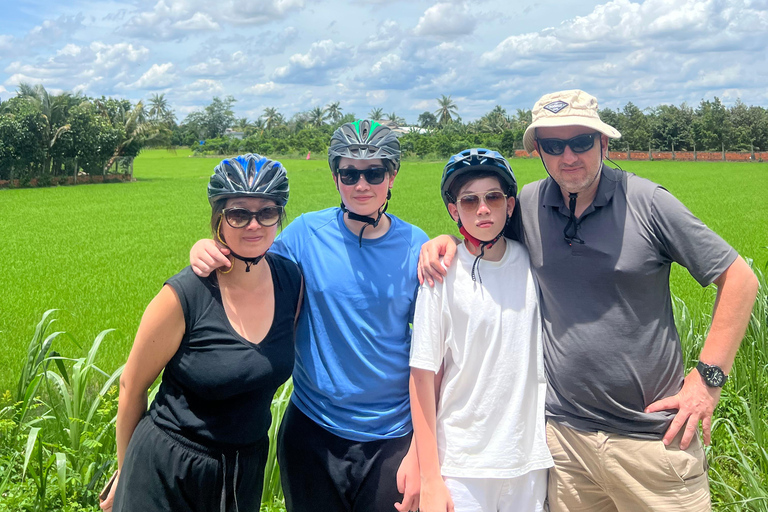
[537,132,600,156]
[222,206,283,228]
[456,191,507,214]
[337,167,389,186]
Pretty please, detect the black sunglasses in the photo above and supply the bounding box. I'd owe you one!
[222,206,283,228]
[537,132,600,156]
[337,167,389,186]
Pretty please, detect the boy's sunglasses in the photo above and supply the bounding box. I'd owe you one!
[337,167,389,186]
[457,191,507,214]
[222,206,283,228]
[537,132,600,156]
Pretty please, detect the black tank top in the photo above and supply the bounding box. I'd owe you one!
[149,253,301,447]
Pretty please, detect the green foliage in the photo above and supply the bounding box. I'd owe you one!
[0,85,165,182]
[0,312,121,511]
[680,265,768,511]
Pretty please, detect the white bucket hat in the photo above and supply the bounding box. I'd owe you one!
[523,89,621,154]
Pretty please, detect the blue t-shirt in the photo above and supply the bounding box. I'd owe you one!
[271,208,428,441]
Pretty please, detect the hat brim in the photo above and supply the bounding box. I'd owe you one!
[523,117,621,154]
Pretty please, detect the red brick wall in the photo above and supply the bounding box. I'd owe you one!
[0,174,130,189]
[513,150,765,162]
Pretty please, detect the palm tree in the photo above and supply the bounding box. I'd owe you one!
[261,107,283,130]
[232,117,251,132]
[435,95,458,125]
[18,83,72,175]
[308,106,327,128]
[103,100,158,175]
[514,108,532,131]
[147,93,175,125]
[326,101,343,123]
[385,112,404,126]
[369,107,384,120]
[480,105,511,133]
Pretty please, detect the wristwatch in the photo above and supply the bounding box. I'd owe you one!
[696,361,728,388]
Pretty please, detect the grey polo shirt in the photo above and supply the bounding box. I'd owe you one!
[519,164,737,439]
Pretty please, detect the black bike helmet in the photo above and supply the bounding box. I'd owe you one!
[208,153,289,206]
[328,120,401,173]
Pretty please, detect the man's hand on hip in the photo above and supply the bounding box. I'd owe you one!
[645,369,721,450]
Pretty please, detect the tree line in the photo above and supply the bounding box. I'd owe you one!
[2,85,767,184]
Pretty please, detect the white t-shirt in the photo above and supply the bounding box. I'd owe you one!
[410,238,553,478]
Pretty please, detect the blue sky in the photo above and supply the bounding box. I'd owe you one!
[1,0,767,123]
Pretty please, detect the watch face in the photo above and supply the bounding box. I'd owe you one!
[704,367,725,387]
[708,368,725,387]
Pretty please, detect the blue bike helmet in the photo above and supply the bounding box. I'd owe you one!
[208,153,289,207]
[440,148,517,213]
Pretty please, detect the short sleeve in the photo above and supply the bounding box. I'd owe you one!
[651,187,737,287]
[164,267,207,335]
[270,214,307,264]
[410,282,448,373]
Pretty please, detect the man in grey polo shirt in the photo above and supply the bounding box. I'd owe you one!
[419,89,758,511]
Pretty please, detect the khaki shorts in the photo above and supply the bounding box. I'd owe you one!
[545,420,711,512]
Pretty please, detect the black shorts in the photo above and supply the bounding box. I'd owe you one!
[113,415,267,512]
[277,401,412,512]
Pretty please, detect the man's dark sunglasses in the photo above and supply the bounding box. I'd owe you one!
[222,206,283,228]
[337,167,389,186]
[537,132,600,156]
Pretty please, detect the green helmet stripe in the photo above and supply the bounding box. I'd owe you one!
[351,119,382,141]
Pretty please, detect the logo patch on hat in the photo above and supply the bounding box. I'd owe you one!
[543,100,568,114]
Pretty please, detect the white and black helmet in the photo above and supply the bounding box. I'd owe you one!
[208,154,289,206]
[328,120,401,173]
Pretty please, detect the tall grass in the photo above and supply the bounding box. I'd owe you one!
[0,309,293,511]
[1,312,121,511]
[676,264,768,511]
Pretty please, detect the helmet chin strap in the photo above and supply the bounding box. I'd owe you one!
[228,250,266,272]
[457,217,506,284]
[216,218,267,273]
[340,190,391,248]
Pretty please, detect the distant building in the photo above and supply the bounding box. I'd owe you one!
[375,119,428,135]
[225,128,245,140]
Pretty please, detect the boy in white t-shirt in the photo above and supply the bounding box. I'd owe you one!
[410,148,553,512]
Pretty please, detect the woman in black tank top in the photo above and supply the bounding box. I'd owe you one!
[101,155,303,512]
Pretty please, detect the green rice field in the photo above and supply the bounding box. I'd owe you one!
[0,149,766,390]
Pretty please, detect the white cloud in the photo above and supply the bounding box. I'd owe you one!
[185,51,251,77]
[361,20,403,52]
[123,0,305,40]
[0,35,14,55]
[24,13,85,47]
[126,63,177,89]
[243,81,280,96]
[3,41,151,94]
[366,90,388,104]
[172,12,220,30]
[179,78,225,99]
[90,42,150,70]
[414,2,477,38]
[272,40,352,85]
[482,0,768,67]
